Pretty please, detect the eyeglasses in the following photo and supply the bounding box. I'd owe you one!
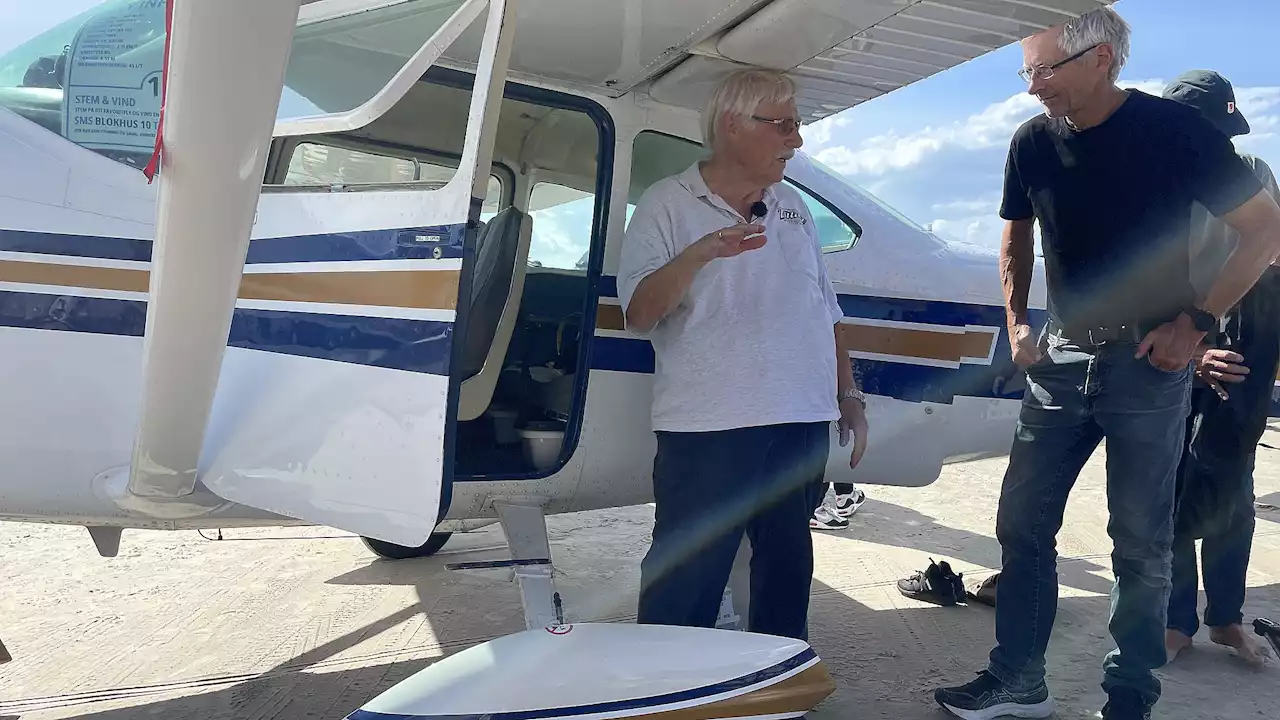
[1017,43,1101,82]
[752,115,803,135]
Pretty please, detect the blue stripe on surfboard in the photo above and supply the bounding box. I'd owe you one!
[0,225,467,264]
[346,648,816,720]
[0,291,453,376]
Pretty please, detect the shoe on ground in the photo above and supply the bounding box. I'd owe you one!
[832,489,866,517]
[810,505,849,530]
[967,572,999,607]
[1100,687,1152,719]
[934,670,1055,720]
[897,558,965,606]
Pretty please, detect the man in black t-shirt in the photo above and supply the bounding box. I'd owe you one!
[934,8,1280,720]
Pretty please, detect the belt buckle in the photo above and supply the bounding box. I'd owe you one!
[1087,324,1127,345]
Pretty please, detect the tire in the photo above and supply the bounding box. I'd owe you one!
[360,532,453,560]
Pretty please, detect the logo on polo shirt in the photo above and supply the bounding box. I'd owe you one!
[778,208,806,224]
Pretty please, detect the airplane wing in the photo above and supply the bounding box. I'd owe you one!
[280,0,1116,126]
[646,0,1118,122]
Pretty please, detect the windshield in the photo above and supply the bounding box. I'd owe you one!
[0,0,466,168]
[804,152,931,234]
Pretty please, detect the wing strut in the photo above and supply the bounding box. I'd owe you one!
[127,0,303,498]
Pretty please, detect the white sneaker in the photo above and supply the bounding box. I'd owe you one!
[832,489,866,518]
[810,505,849,530]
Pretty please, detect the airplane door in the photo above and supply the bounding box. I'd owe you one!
[195,0,516,548]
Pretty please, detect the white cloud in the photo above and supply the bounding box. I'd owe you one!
[529,202,592,269]
[815,78,1169,178]
[811,93,1037,177]
[928,216,985,244]
[800,115,850,152]
[1234,87,1280,150]
[1237,87,1280,114]
[931,195,1001,214]
[810,79,1280,251]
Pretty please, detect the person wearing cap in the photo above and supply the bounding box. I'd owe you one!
[617,69,868,640]
[933,8,1280,720]
[1162,69,1278,668]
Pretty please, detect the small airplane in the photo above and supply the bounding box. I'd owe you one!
[0,0,1107,716]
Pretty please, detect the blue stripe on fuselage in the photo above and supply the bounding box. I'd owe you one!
[596,275,1044,405]
[0,290,453,375]
[589,335,1026,404]
[0,225,467,263]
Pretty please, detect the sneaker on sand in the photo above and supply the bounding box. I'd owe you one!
[897,558,965,606]
[832,489,866,518]
[1099,688,1152,720]
[810,505,849,530]
[934,670,1055,720]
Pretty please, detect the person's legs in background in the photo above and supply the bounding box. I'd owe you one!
[1201,453,1271,665]
[809,476,866,530]
[831,482,866,517]
[1168,270,1280,667]
[1165,389,1205,661]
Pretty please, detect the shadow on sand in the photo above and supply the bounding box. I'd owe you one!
[2,498,1276,720]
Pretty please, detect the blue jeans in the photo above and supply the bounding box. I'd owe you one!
[987,332,1191,707]
[1168,452,1257,636]
[636,422,830,640]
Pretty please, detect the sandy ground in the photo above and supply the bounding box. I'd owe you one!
[2,436,1280,719]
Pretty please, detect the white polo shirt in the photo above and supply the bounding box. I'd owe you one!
[617,162,845,433]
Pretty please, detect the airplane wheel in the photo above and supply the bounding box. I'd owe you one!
[361,532,453,560]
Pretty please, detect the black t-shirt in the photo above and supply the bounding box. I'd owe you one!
[1001,90,1263,331]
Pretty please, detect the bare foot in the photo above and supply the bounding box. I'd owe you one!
[1210,624,1273,667]
[1165,629,1193,663]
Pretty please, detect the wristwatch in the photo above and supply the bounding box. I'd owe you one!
[838,388,866,409]
[1183,306,1218,333]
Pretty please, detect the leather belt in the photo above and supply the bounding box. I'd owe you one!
[1046,318,1155,346]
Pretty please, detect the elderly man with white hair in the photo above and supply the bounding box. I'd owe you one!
[934,6,1280,720]
[617,69,868,640]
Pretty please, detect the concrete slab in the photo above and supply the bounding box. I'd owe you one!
[1,439,1278,719]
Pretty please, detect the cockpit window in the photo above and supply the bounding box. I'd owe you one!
[0,0,468,169]
[0,0,167,168]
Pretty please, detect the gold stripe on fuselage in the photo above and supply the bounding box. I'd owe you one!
[595,300,998,366]
[837,323,995,364]
[0,260,460,311]
[0,260,150,294]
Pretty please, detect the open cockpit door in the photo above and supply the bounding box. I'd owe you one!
[127,0,517,547]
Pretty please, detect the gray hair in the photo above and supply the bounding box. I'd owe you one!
[702,69,798,148]
[1058,6,1130,83]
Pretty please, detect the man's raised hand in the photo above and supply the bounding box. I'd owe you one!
[690,223,767,262]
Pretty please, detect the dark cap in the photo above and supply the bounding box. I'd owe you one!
[1163,69,1250,137]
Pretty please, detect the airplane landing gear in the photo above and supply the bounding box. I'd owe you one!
[361,532,453,560]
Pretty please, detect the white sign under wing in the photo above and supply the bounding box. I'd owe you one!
[62,0,167,156]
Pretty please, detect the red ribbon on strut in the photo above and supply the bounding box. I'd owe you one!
[141,0,173,183]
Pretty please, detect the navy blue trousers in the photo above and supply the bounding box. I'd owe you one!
[636,422,830,640]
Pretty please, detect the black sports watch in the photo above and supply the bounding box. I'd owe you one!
[1183,306,1217,333]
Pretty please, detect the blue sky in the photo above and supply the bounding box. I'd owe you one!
[801,0,1280,249]
[4,0,1277,262]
